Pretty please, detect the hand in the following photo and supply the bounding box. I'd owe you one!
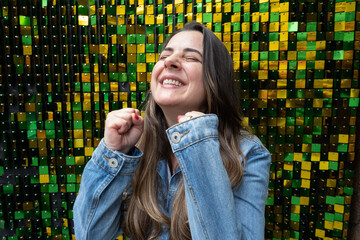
[177,111,204,123]
[104,108,144,154]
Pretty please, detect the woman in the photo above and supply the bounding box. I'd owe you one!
[73,22,271,240]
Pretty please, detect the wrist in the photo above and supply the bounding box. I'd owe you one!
[103,139,132,155]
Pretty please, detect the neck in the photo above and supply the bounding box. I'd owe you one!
[161,106,186,127]
[160,105,207,127]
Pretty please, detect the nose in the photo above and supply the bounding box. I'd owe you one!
[164,55,181,70]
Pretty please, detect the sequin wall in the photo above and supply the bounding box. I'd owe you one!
[0,0,359,239]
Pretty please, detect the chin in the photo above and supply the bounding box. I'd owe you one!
[154,96,180,105]
[157,102,181,109]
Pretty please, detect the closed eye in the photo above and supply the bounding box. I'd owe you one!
[159,55,168,60]
[185,57,201,62]
[160,47,202,63]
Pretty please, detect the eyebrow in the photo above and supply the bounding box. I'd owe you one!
[162,47,203,57]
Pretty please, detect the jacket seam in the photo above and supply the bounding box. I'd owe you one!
[172,135,218,153]
[84,173,114,240]
[177,156,211,239]
[240,135,269,153]
[93,157,115,175]
[94,155,138,175]
[102,155,135,175]
[103,141,143,161]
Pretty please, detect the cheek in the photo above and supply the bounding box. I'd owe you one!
[185,64,202,79]
[150,63,163,90]
[191,68,203,85]
[151,62,163,79]
[194,69,205,95]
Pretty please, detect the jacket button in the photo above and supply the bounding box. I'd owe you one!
[171,132,181,144]
[108,158,118,168]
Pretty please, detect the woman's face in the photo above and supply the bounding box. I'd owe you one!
[150,31,206,114]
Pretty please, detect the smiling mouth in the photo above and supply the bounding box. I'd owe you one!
[162,79,184,86]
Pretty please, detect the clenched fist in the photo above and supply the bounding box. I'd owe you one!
[104,108,144,154]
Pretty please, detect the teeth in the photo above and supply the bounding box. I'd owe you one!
[162,79,183,86]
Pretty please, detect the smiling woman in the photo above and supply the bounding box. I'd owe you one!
[151,30,205,127]
[73,21,271,240]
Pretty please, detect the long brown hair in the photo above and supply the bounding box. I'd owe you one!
[122,22,251,239]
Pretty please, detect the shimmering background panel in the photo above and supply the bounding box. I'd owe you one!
[0,0,359,239]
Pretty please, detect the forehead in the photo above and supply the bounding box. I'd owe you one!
[166,31,204,52]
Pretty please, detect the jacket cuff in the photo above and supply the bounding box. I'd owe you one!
[166,114,219,152]
[91,139,143,175]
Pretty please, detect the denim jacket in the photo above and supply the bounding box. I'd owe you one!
[73,114,271,240]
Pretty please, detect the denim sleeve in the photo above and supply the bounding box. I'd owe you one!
[166,114,271,240]
[235,133,271,239]
[73,139,143,240]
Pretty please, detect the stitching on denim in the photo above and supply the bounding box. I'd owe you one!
[103,155,131,175]
[94,156,114,175]
[172,135,218,152]
[120,170,138,175]
[95,155,136,175]
[240,135,268,153]
[84,173,113,239]
[177,155,211,239]
[103,141,142,161]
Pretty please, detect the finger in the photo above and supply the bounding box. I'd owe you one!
[107,118,133,135]
[131,113,144,130]
[178,112,205,123]
[134,109,141,116]
[110,109,142,121]
[177,114,192,123]
[106,109,138,122]
[106,112,133,131]
[121,108,139,114]
[108,110,139,127]
[184,111,204,118]
[107,108,136,118]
